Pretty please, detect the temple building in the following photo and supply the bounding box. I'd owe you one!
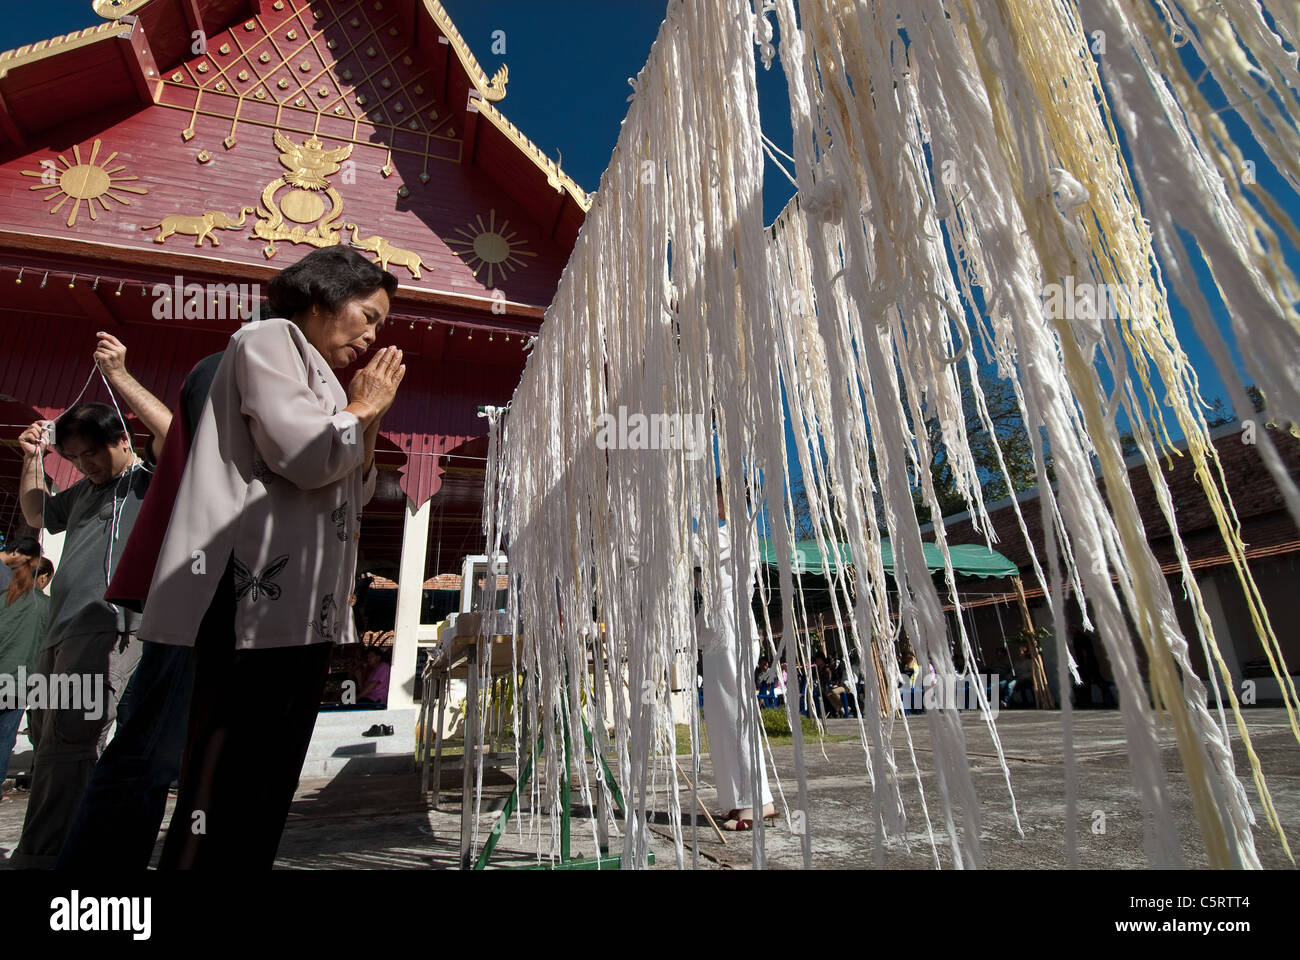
[0,0,587,727]
[931,418,1300,708]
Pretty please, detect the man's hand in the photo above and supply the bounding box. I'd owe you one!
[90,331,172,458]
[94,331,129,381]
[18,420,50,459]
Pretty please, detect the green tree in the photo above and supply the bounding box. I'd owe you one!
[1116,388,1256,457]
[785,372,1045,533]
[913,374,1044,525]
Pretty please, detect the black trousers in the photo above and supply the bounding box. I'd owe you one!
[57,638,195,870]
[158,557,331,870]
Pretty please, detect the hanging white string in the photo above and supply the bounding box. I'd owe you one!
[479,0,1299,871]
[761,133,799,187]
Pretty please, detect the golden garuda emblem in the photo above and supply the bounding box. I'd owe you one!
[274,130,352,189]
[254,130,353,257]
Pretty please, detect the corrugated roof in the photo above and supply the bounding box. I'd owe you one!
[367,572,508,591]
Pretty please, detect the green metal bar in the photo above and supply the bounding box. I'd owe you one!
[581,715,625,814]
[474,677,644,870]
[474,732,544,871]
[518,851,655,871]
[560,702,573,862]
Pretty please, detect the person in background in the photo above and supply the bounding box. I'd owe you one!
[694,479,775,831]
[818,651,848,718]
[0,543,48,803]
[1,537,41,591]
[899,644,921,714]
[844,649,862,717]
[0,538,22,594]
[900,645,920,685]
[358,647,391,705]
[11,332,171,868]
[990,648,1014,707]
[35,559,54,594]
[1004,643,1037,708]
[811,651,830,716]
[57,348,225,870]
[351,572,372,636]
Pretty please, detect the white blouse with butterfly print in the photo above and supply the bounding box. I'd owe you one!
[139,317,377,649]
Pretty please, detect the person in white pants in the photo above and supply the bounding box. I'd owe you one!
[695,482,774,830]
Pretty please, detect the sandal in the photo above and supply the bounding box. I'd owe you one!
[721,802,777,830]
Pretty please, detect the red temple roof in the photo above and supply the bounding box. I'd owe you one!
[0,0,586,565]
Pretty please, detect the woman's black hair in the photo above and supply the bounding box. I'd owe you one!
[54,403,128,455]
[266,245,399,320]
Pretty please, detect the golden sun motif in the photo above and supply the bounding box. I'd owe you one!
[446,209,536,288]
[21,140,148,227]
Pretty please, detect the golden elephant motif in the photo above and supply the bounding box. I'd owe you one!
[143,207,255,247]
[345,223,424,279]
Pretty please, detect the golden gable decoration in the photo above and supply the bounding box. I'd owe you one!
[20,138,147,228]
[254,130,352,257]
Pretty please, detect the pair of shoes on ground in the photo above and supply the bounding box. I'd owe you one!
[721,802,778,831]
[363,723,394,737]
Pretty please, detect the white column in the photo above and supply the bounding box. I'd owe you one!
[389,496,431,710]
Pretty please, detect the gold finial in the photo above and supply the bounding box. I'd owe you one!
[92,0,150,20]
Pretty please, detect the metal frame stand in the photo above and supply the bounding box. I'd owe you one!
[470,696,652,870]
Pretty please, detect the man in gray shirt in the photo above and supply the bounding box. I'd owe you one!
[10,332,171,868]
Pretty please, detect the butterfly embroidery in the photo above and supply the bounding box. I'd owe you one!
[332,503,349,541]
[232,554,289,602]
[309,593,337,640]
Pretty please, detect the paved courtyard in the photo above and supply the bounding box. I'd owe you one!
[2,708,1297,869]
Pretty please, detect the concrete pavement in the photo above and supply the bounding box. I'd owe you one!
[2,708,1296,869]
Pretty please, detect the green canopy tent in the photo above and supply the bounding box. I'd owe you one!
[756,537,1019,579]
[754,536,1053,709]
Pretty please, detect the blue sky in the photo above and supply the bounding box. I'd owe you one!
[6,1,1295,449]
